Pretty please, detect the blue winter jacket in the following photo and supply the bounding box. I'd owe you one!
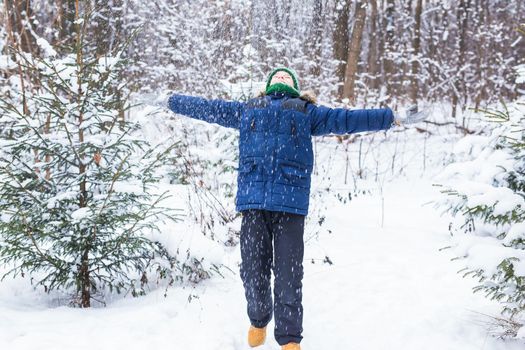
[168,91,394,216]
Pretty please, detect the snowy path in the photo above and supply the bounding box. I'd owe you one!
[0,178,523,350]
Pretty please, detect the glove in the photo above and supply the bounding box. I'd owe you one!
[394,105,428,125]
[134,93,170,108]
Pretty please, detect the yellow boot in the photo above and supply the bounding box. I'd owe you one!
[282,343,301,350]
[247,325,266,347]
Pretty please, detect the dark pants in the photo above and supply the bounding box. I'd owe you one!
[239,209,305,346]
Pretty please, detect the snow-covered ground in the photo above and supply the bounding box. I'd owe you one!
[1,110,523,350]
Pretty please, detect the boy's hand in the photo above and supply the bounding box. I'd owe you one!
[394,105,428,125]
[135,93,169,108]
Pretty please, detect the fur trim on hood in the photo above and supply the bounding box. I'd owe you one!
[256,89,317,105]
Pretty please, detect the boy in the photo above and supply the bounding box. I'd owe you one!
[166,67,425,350]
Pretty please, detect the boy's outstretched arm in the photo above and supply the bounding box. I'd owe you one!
[167,93,244,130]
[308,103,395,136]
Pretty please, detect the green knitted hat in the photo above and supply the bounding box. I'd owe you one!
[265,67,301,97]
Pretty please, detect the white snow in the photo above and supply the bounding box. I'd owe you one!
[516,64,525,84]
[1,175,522,350]
[36,37,57,58]
[504,222,525,245]
[0,55,17,70]
[465,187,525,216]
[1,109,524,349]
[70,207,91,222]
[47,191,78,209]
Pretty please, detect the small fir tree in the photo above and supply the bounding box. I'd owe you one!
[0,12,182,308]
[438,63,525,337]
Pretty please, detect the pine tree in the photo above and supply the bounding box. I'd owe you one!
[0,10,182,308]
[438,59,525,337]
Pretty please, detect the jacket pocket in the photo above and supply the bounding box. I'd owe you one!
[238,157,264,182]
[239,159,257,173]
[279,161,309,187]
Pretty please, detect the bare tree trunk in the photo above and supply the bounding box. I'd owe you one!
[5,0,37,54]
[213,0,234,77]
[309,0,323,78]
[3,0,32,115]
[271,0,281,42]
[383,0,396,101]
[403,0,413,97]
[459,0,470,106]
[333,0,351,99]
[343,0,367,104]
[367,0,379,92]
[436,3,457,117]
[55,0,77,47]
[473,0,484,108]
[410,0,423,104]
[280,1,292,30]
[93,0,124,56]
[453,0,470,120]
[72,0,90,308]
[426,2,439,101]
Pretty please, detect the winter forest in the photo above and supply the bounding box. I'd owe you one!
[0,0,524,349]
